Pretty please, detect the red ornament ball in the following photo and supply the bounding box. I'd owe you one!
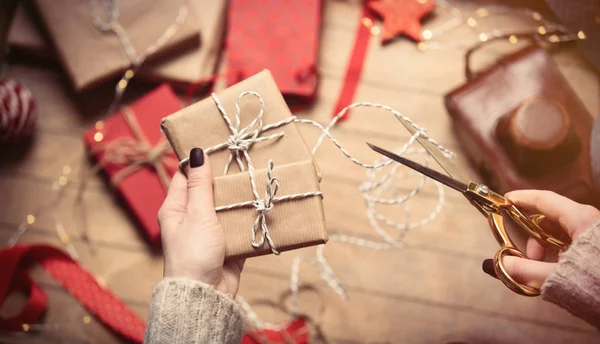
[0,79,36,142]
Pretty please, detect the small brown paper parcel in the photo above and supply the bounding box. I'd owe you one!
[140,0,227,88]
[161,70,328,260]
[34,0,200,92]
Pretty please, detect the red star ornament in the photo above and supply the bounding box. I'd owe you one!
[368,0,436,42]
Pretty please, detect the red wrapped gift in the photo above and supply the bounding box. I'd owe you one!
[226,0,322,103]
[82,85,181,246]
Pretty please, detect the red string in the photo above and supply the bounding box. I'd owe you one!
[331,1,375,121]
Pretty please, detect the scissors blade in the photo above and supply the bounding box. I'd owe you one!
[395,116,468,183]
[367,143,468,193]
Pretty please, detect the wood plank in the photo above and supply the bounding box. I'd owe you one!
[1,232,593,344]
[0,130,88,182]
[0,164,486,259]
[6,44,596,150]
[297,60,598,144]
[319,0,598,110]
[4,65,159,135]
[0,284,147,344]
[3,3,599,343]
[0,227,160,307]
[0,176,149,251]
[238,272,597,343]
[298,122,474,187]
[4,66,96,134]
[2,218,591,332]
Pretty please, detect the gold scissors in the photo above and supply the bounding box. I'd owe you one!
[367,123,569,297]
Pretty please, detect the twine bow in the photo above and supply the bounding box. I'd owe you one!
[91,107,176,190]
[179,92,295,174]
[180,92,322,255]
[251,160,281,254]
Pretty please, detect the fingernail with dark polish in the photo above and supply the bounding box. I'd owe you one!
[482,259,498,279]
[189,148,204,168]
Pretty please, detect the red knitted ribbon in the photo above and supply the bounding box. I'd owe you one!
[331,1,375,121]
[0,244,146,343]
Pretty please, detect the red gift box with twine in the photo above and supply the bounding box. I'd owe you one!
[82,84,181,246]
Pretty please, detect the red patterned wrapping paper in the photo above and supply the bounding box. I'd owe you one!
[226,0,323,103]
[82,85,181,246]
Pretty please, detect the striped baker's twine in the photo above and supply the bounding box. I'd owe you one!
[90,0,188,115]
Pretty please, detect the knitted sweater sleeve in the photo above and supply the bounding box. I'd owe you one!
[542,221,600,329]
[143,277,245,344]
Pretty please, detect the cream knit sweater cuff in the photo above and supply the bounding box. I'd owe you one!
[144,277,245,344]
[542,221,600,330]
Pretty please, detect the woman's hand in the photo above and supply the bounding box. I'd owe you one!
[158,148,244,297]
[482,190,600,288]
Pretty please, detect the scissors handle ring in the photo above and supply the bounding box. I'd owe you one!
[493,246,541,297]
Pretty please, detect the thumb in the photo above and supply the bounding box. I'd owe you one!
[482,256,556,288]
[185,148,217,220]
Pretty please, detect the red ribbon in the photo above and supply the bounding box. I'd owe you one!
[0,244,311,343]
[331,1,375,121]
[0,244,146,343]
[241,318,309,344]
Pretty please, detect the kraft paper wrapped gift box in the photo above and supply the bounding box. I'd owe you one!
[13,0,226,88]
[161,70,328,260]
[140,0,227,88]
[34,0,200,92]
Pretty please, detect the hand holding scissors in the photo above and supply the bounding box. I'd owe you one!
[366,118,599,296]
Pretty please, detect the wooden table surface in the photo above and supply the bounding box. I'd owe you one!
[1,1,599,343]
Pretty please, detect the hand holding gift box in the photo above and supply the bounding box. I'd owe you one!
[162,70,327,260]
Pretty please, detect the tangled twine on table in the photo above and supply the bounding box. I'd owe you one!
[236,99,454,337]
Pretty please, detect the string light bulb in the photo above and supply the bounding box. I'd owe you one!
[417,42,427,51]
[370,26,381,36]
[124,69,134,79]
[26,214,35,225]
[94,132,104,142]
[117,79,128,90]
[414,1,585,53]
[94,121,104,130]
[475,8,489,18]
